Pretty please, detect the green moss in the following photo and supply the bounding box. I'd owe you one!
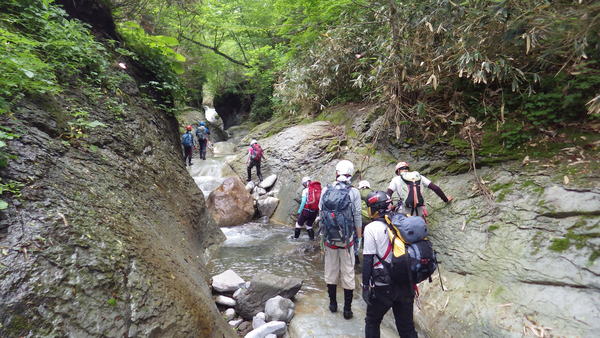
[548,238,570,252]
[7,315,32,336]
[107,298,117,306]
[445,160,471,174]
[487,225,500,232]
[449,138,469,149]
[492,286,505,300]
[490,182,513,192]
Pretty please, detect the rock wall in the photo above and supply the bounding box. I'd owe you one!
[225,106,599,337]
[0,5,234,333]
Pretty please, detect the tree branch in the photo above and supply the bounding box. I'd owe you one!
[180,35,250,68]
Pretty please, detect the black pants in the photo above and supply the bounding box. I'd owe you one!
[198,139,207,160]
[183,145,193,165]
[247,159,262,181]
[365,285,417,338]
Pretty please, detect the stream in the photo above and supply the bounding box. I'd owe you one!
[188,135,408,337]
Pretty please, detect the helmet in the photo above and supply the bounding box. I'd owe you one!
[366,191,392,214]
[335,160,354,177]
[199,121,206,126]
[301,176,311,186]
[358,180,371,189]
[186,125,193,131]
[395,161,410,174]
[250,139,258,146]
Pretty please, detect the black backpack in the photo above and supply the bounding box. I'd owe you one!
[400,171,424,215]
[379,213,437,284]
[320,182,355,248]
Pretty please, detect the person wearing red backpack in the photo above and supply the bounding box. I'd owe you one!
[246,139,265,182]
[293,176,321,240]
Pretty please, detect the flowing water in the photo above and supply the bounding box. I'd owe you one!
[189,139,405,337]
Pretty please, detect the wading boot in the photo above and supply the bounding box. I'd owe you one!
[294,228,301,239]
[327,284,337,313]
[343,289,353,319]
[307,229,315,240]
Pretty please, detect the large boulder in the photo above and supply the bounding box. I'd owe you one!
[264,296,295,323]
[212,269,246,293]
[235,273,303,320]
[207,177,255,226]
[257,197,279,218]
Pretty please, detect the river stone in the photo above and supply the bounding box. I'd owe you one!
[224,308,236,321]
[257,197,279,218]
[212,269,246,293]
[259,174,277,189]
[293,241,320,255]
[238,321,253,335]
[255,187,267,195]
[264,296,295,323]
[233,288,244,300]
[235,273,303,319]
[229,318,243,328]
[265,334,276,338]
[207,176,255,226]
[252,312,266,329]
[245,181,255,192]
[244,321,287,338]
[216,295,236,307]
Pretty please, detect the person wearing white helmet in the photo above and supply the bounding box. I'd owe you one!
[246,139,265,182]
[387,161,453,218]
[293,176,321,240]
[318,159,362,319]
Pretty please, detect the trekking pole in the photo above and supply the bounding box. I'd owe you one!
[438,262,445,291]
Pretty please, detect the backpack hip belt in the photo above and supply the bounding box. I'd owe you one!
[324,239,355,249]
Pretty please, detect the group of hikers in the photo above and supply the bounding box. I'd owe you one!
[294,159,453,338]
[180,121,212,166]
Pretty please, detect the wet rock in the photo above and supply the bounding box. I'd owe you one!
[257,197,279,218]
[236,273,303,319]
[252,312,266,329]
[216,295,236,307]
[264,296,295,323]
[207,177,255,226]
[224,308,236,321]
[212,269,246,293]
[293,241,321,255]
[259,174,277,189]
[233,288,244,300]
[238,321,253,335]
[229,318,243,328]
[245,181,256,192]
[266,190,278,197]
[255,187,267,196]
[244,321,287,338]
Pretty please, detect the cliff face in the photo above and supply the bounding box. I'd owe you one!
[0,3,232,336]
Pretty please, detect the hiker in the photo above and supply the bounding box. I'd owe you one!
[293,176,321,240]
[387,161,453,218]
[319,160,362,319]
[181,125,195,166]
[246,139,265,182]
[196,121,210,160]
[362,191,418,338]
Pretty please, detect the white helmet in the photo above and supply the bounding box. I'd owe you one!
[395,161,409,174]
[250,139,258,146]
[335,160,354,177]
[301,176,311,185]
[358,180,371,189]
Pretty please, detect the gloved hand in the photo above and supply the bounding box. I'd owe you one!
[362,285,372,306]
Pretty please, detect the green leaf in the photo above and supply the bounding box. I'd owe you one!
[0,200,7,210]
[154,35,179,47]
[172,62,185,75]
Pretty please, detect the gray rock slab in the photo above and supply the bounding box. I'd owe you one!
[212,269,246,293]
[541,186,600,215]
[264,296,295,323]
[236,273,303,319]
[257,197,279,218]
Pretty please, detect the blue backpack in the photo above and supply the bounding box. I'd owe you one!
[181,132,193,146]
[320,182,355,248]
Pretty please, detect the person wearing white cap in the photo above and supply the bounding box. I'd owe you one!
[318,160,362,319]
[246,139,265,182]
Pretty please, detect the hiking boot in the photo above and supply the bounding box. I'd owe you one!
[327,284,337,313]
[294,228,301,239]
[343,289,353,319]
[307,229,315,240]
